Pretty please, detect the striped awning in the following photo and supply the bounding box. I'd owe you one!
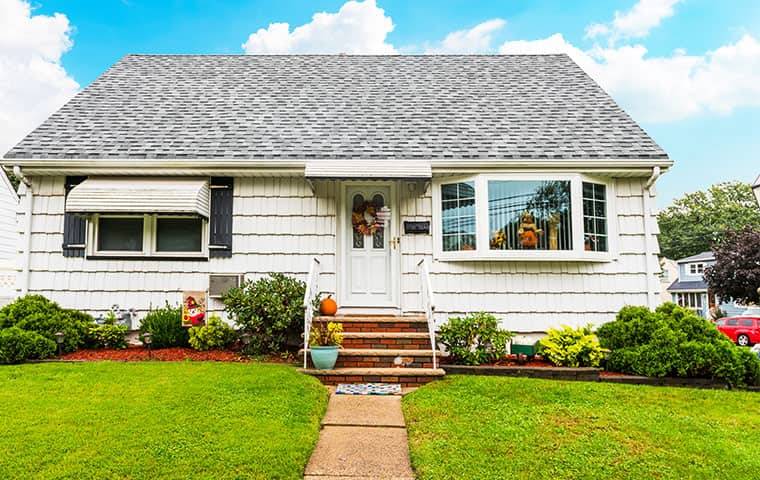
[305,160,432,179]
[66,177,211,218]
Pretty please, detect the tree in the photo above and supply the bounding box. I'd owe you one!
[657,182,760,260]
[704,227,760,305]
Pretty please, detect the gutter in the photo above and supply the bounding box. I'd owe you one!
[13,166,33,296]
[642,166,661,309]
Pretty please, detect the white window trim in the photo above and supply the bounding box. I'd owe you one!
[88,214,209,258]
[689,263,705,275]
[432,173,617,262]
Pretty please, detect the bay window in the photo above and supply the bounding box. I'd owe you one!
[434,174,614,260]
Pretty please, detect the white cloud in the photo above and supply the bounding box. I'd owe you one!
[586,0,681,42]
[425,19,506,54]
[0,0,78,155]
[242,0,395,54]
[499,33,760,122]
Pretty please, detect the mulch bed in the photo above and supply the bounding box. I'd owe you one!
[60,346,248,362]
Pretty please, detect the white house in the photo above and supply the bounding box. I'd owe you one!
[0,169,19,306]
[1,54,671,336]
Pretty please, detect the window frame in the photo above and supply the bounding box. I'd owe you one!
[432,173,616,261]
[689,263,705,275]
[88,214,209,259]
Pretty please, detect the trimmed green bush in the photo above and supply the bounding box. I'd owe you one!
[189,315,237,351]
[438,312,513,365]
[538,325,605,367]
[222,273,306,354]
[0,295,94,353]
[0,327,56,364]
[139,304,188,348]
[598,303,760,386]
[87,312,128,349]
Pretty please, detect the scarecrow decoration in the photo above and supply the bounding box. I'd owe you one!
[182,291,207,327]
[517,211,543,249]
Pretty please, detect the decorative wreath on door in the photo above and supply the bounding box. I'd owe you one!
[352,201,383,236]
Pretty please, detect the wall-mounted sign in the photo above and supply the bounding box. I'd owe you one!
[404,221,430,234]
[182,291,207,327]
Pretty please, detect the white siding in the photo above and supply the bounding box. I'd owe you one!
[21,175,659,333]
[19,176,337,322]
[400,177,661,332]
[0,172,18,305]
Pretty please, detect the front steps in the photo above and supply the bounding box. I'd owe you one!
[300,314,445,386]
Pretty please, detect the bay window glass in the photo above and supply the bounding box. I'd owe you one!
[156,217,203,252]
[488,180,572,251]
[582,182,608,252]
[97,217,144,252]
[441,182,476,251]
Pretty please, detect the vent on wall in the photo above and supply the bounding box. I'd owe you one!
[209,274,243,298]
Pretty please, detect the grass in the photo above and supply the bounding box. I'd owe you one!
[0,362,328,480]
[403,375,760,480]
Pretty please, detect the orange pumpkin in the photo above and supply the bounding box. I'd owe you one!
[319,295,338,316]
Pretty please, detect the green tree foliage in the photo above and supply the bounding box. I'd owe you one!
[657,181,760,260]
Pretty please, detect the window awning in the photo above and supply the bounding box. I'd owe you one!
[304,160,432,179]
[65,177,211,218]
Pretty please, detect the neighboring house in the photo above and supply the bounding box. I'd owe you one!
[667,251,746,318]
[1,54,671,335]
[0,169,19,306]
[658,257,678,304]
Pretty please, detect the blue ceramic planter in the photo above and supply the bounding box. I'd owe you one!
[310,345,339,370]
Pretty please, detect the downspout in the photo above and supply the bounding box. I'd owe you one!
[643,166,661,309]
[13,166,33,296]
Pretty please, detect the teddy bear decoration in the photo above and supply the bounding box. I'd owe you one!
[518,211,543,249]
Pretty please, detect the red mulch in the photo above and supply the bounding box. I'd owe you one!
[599,370,630,377]
[60,346,248,362]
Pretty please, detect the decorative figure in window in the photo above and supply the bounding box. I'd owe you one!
[517,211,542,249]
[490,228,507,249]
[548,212,560,250]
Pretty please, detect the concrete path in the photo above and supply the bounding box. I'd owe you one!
[304,392,415,480]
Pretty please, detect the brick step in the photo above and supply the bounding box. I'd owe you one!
[341,332,432,350]
[300,348,440,369]
[299,367,446,387]
[314,315,429,333]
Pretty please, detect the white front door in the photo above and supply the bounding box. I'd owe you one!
[344,185,395,307]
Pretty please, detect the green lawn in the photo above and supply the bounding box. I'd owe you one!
[403,375,760,480]
[0,362,328,480]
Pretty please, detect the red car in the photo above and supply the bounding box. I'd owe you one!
[716,316,760,346]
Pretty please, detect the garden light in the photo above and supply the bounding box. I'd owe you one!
[143,332,152,358]
[54,331,65,356]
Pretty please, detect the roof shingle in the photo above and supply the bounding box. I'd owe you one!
[4,54,668,161]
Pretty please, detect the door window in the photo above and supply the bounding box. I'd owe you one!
[372,193,385,249]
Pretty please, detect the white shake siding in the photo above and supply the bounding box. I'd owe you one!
[400,177,661,333]
[20,175,658,333]
[0,173,18,305]
[19,176,337,322]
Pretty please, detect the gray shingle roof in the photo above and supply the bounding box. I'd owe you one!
[4,54,668,161]
[676,251,715,264]
[667,280,708,292]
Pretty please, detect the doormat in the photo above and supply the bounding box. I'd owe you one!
[336,383,402,395]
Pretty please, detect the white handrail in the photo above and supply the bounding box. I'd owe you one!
[303,256,321,368]
[417,258,437,369]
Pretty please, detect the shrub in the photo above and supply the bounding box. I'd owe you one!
[188,315,237,351]
[222,273,306,354]
[598,303,760,386]
[438,312,513,365]
[139,304,188,348]
[0,295,94,353]
[86,312,128,349]
[538,325,605,367]
[309,321,343,347]
[0,327,56,364]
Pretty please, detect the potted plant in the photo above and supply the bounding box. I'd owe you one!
[309,321,343,370]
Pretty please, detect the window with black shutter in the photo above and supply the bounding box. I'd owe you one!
[209,177,233,258]
[62,176,87,257]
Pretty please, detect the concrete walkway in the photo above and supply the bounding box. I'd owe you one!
[304,392,415,480]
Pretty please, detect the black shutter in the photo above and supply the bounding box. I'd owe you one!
[209,177,233,258]
[62,176,87,257]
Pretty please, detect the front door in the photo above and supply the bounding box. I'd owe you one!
[344,185,395,307]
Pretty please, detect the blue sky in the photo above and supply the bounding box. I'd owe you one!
[5,0,760,206]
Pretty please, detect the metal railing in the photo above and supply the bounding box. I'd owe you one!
[303,257,321,368]
[417,258,437,369]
